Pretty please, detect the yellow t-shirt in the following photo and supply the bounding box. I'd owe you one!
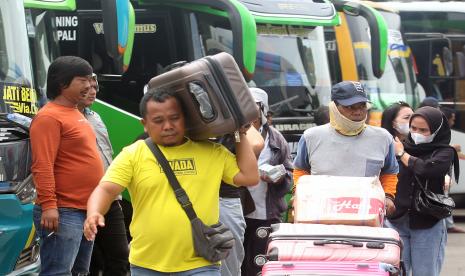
[102,139,240,272]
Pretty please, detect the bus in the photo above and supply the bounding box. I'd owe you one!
[41,0,389,157]
[0,1,130,274]
[384,1,465,201]
[240,0,388,154]
[0,1,42,274]
[41,0,260,156]
[329,1,422,126]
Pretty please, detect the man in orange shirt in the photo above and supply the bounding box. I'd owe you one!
[30,56,104,275]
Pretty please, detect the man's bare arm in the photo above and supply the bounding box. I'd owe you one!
[84,181,124,240]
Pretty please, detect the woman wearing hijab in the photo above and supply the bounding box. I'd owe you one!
[389,106,460,276]
[381,101,414,141]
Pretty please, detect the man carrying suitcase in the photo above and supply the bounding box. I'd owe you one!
[293,81,398,217]
[83,87,259,275]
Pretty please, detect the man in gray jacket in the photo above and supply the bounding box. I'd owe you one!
[241,88,293,276]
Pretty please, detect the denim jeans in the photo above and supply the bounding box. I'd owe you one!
[89,200,129,276]
[445,215,454,228]
[130,264,220,276]
[33,205,94,276]
[218,197,246,276]
[386,214,447,276]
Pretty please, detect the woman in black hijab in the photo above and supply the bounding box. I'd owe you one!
[388,106,459,276]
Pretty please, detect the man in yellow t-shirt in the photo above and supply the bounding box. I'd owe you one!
[83,87,259,275]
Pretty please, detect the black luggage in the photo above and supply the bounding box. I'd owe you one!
[147,52,258,140]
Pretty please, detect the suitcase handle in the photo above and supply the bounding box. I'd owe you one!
[163,61,188,72]
[313,239,364,247]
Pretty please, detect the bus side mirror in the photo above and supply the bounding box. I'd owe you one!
[101,0,135,74]
[333,1,388,78]
[355,4,388,78]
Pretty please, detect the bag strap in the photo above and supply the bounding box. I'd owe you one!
[144,138,198,221]
[413,174,429,191]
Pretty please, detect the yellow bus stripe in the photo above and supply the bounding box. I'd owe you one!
[24,222,36,248]
[335,13,358,81]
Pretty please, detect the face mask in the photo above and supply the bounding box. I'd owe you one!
[329,101,366,136]
[410,117,443,145]
[410,132,435,144]
[394,122,410,136]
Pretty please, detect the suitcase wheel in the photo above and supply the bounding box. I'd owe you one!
[256,227,270,239]
[254,255,267,267]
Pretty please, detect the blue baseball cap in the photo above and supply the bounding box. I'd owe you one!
[331,81,368,106]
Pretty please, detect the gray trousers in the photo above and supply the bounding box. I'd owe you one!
[219,198,246,276]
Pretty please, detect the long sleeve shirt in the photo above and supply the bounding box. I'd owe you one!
[30,102,104,210]
[393,147,455,229]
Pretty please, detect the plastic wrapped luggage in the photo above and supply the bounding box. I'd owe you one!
[294,175,385,226]
[261,261,397,275]
[147,52,258,140]
[256,223,401,268]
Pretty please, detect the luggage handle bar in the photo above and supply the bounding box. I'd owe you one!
[162,61,188,72]
[313,239,364,247]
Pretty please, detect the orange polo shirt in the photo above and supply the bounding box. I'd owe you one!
[30,102,104,211]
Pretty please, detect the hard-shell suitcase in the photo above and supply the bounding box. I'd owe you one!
[257,223,401,268]
[294,175,385,226]
[261,261,397,275]
[148,52,258,140]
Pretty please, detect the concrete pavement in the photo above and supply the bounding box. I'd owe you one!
[442,210,465,276]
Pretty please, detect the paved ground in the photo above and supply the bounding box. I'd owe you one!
[442,209,465,276]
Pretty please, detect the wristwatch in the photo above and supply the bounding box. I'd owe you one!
[396,150,405,158]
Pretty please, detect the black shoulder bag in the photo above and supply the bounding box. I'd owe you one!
[144,138,235,262]
[413,174,455,219]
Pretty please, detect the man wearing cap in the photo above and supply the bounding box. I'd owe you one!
[241,88,293,276]
[293,81,398,216]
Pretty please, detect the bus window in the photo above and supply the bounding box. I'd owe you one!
[0,2,36,116]
[346,11,417,110]
[27,9,60,107]
[196,12,233,56]
[252,26,331,118]
[56,10,179,115]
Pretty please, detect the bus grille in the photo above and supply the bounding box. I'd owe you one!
[14,241,39,270]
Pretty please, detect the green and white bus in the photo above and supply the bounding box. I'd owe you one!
[36,0,389,156]
[330,1,422,126]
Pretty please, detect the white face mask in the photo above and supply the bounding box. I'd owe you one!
[394,122,410,136]
[410,117,443,144]
[410,132,435,144]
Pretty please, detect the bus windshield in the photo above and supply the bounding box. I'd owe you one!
[347,11,417,109]
[0,1,36,115]
[252,26,331,118]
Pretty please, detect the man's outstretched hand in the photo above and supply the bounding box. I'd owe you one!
[83,213,105,241]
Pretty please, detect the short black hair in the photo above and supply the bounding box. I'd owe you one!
[46,56,93,100]
[139,87,181,118]
[381,101,411,137]
[440,106,456,120]
[314,105,329,126]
